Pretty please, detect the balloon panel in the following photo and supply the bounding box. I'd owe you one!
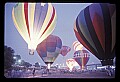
[89,4,105,51]
[77,12,97,52]
[56,37,63,49]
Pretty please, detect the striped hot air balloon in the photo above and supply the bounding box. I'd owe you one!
[12,3,57,55]
[74,3,116,66]
[73,41,84,51]
[73,50,90,70]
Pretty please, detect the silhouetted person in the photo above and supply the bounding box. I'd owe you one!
[32,68,36,77]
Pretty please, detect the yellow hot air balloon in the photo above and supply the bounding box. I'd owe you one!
[73,41,84,51]
[66,58,76,72]
[12,3,57,55]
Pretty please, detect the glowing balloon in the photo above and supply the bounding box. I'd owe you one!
[12,3,57,55]
[66,58,76,72]
[36,35,62,68]
[74,3,116,66]
[73,41,84,51]
[73,50,90,70]
[60,46,71,56]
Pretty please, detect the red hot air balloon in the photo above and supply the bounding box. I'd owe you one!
[74,3,116,66]
[73,50,90,70]
[36,35,62,69]
[60,46,71,56]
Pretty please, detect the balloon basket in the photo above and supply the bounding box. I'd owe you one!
[29,49,34,55]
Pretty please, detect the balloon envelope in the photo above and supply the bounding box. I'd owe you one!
[66,58,76,71]
[36,35,62,65]
[74,3,116,65]
[12,3,57,55]
[60,46,71,56]
[73,41,84,51]
[73,50,90,70]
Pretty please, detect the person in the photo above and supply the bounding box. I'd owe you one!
[46,68,49,74]
[32,68,36,77]
[106,65,113,76]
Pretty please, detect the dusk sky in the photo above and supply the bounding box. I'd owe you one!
[5,2,102,66]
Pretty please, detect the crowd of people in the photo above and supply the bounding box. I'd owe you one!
[4,65,115,78]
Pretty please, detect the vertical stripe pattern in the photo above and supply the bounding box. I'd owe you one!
[73,50,90,70]
[74,3,116,65]
[12,3,57,52]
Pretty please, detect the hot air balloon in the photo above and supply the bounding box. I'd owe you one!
[74,3,116,66]
[60,46,71,66]
[60,46,71,56]
[73,50,90,70]
[66,58,76,72]
[73,41,84,51]
[36,35,62,69]
[12,3,57,55]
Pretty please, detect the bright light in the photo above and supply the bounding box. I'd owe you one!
[27,69,30,72]
[97,66,106,69]
[41,3,46,6]
[111,66,115,69]
[28,42,37,55]
[18,59,22,63]
[13,56,16,59]
[47,63,51,69]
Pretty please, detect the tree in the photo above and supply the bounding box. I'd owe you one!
[24,62,32,67]
[20,60,32,68]
[13,55,21,61]
[13,54,21,65]
[4,45,15,71]
[34,62,40,67]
